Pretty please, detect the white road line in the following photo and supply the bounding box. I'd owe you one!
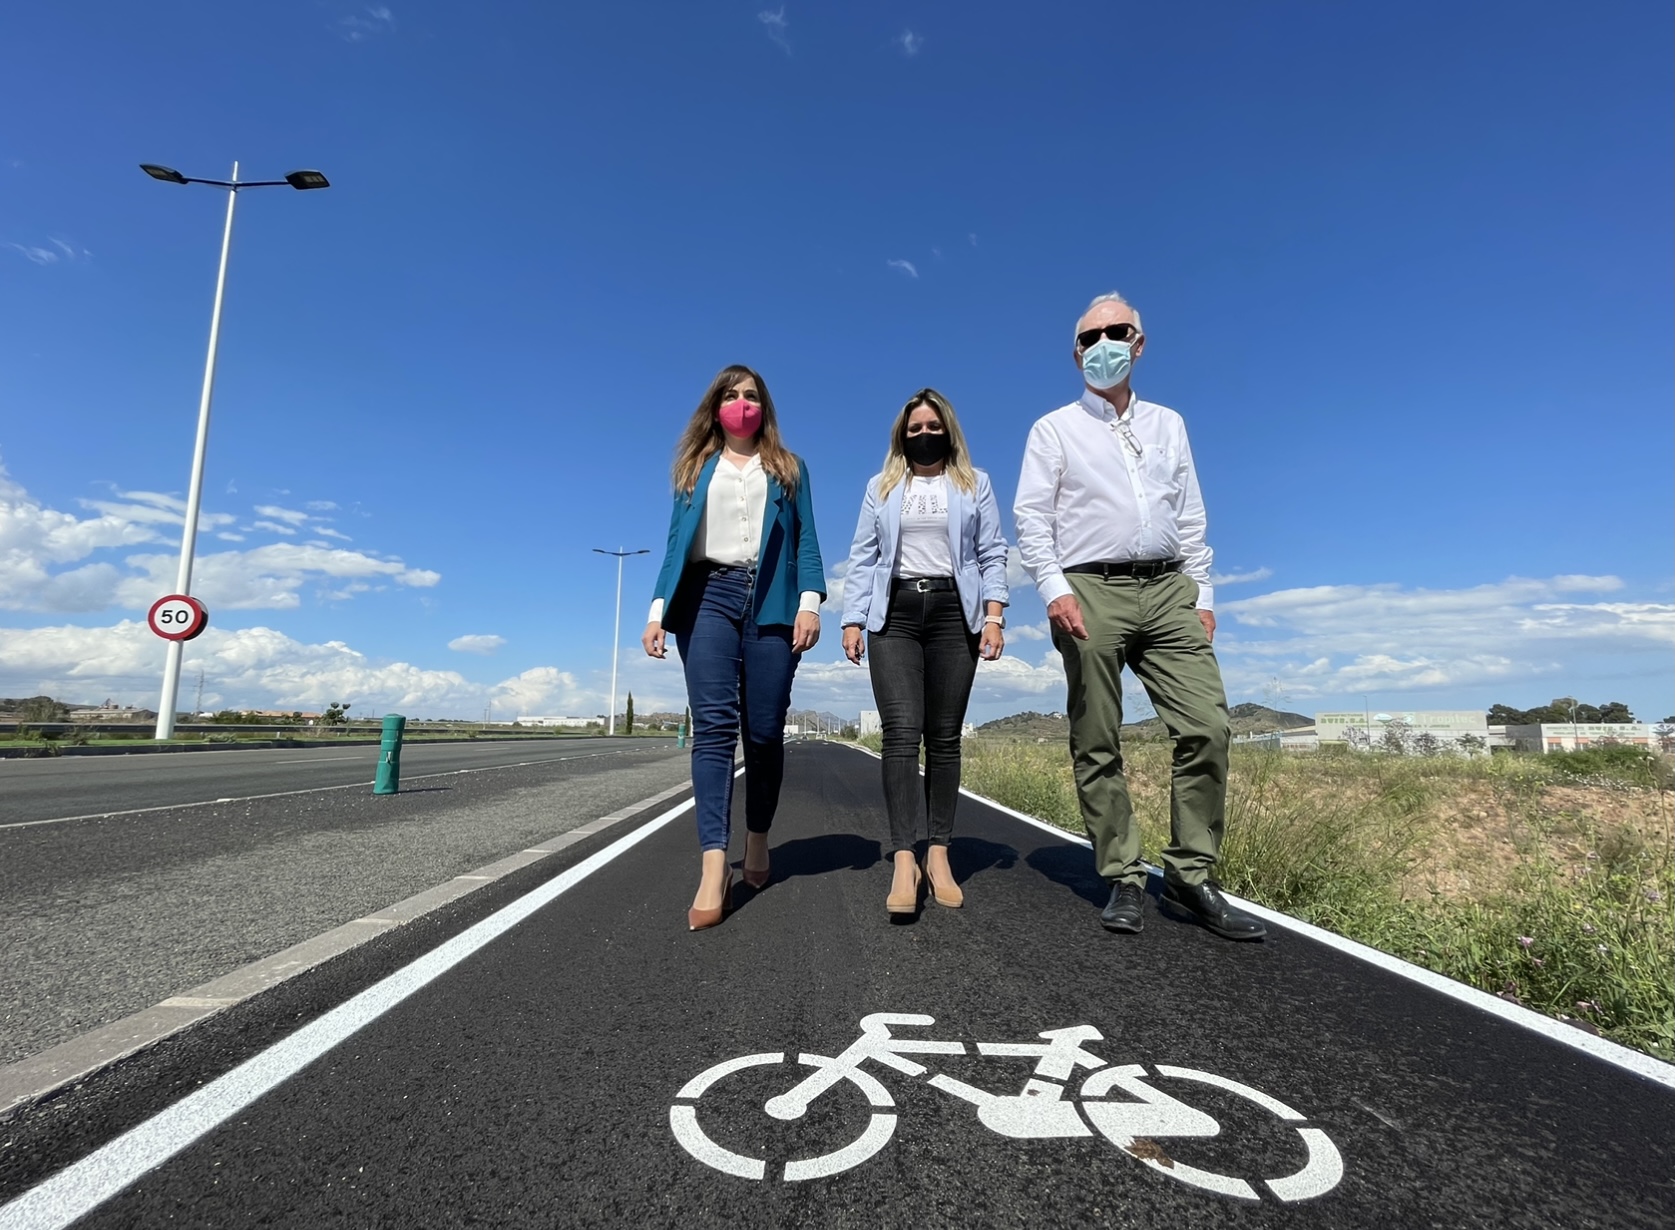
[844,745,1675,1091]
[0,750,640,831]
[0,788,705,1230]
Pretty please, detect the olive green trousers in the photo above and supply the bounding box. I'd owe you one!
[1053,570,1231,888]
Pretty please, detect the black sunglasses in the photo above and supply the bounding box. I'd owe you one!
[1076,323,1139,349]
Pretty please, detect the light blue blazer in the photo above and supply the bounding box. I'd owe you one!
[842,468,1010,634]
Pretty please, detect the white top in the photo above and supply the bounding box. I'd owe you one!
[894,474,954,579]
[646,453,820,623]
[1013,389,1215,610]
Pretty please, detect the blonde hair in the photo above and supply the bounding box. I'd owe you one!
[878,388,978,498]
[671,364,800,496]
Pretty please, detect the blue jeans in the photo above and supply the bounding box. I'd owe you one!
[672,566,800,852]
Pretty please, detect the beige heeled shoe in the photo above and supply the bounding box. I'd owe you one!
[885,866,922,916]
[926,866,964,908]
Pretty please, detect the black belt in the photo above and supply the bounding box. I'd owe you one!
[1063,559,1181,579]
[891,576,957,592]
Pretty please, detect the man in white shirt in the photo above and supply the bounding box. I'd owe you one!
[1014,291,1265,941]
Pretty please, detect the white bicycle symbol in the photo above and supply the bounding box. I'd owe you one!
[670,1012,1342,1201]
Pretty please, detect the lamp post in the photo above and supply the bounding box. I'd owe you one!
[593,547,650,736]
[141,162,331,740]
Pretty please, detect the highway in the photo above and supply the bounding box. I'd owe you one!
[0,742,1670,1228]
[0,736,661,827]
[0,738,689,1067]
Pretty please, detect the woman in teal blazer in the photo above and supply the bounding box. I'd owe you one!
[642,364,825,930]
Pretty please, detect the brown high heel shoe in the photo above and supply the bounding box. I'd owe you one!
[926,860,964,908]
[742,842,771,889]
[885,865,922,915]
[688,871,733,931]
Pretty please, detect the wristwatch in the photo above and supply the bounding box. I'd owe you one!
[984,615,1005,628]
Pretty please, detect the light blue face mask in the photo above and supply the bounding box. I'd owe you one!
[1081,338,1132,390]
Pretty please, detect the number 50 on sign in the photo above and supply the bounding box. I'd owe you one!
[147,594,209,642]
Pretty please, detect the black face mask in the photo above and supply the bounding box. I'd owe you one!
[903,431,952,467]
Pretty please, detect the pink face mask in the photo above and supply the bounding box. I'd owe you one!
[718,397,763,438]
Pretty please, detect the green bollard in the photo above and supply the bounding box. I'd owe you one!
[374,714,406,795]
[677,720,688,749]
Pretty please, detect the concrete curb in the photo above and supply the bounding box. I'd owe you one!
[0,778,694,1118]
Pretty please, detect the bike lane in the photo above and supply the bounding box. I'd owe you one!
[3,743,1671,1228]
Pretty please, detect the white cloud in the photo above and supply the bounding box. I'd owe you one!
[5,243,58,265]
[1210,566,1273,587]
[306,500,339,512]
[250,520,299,536]
[1216,575,1674,702]
[338,5,395,42]
[758,6,791,54]
[895,29,923,56]
[252,504,312,526]
[449,634,506,655]
[887,258,919,279]
[0,458,439,614]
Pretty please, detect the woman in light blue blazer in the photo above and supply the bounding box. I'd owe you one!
[841,388,1008,916]
[643,364,826,932]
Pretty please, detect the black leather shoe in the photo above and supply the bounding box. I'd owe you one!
[1100,882,1146,933]
[1159,880,1267,941]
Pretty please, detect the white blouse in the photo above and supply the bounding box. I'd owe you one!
[895,474,954,579]
[646,454,820,623]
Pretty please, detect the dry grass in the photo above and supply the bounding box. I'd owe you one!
[959,738,1674,1060]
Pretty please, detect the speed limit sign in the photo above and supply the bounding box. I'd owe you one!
[148,594,209,642]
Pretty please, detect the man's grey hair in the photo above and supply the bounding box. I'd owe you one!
[1075,291,1143,340]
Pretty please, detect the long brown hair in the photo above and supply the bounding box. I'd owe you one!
[671,364,800,496]
[878,388,979,498]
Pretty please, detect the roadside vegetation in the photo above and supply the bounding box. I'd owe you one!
[954,738,1673,1061]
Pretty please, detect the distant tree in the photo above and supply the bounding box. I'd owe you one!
[1456,733,1486,758]
[624,693,635,735]
[1411,731,1442,757]
[1487,704,1531,725]
[683,705,692,734]
[16,696,69,722]
[1380,719,1411,755]
[322,702,352,725]
[1656,724,1675,755]
[1343,726,1373,752]
[1597,701,1634,724]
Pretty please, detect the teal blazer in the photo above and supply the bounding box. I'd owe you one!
[651,453,826,630]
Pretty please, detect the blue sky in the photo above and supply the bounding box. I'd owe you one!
[2,0,1671,724]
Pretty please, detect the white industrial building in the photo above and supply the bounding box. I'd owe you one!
[1316,710,1489,754]
[515,715,596,728]
[859,710,882,736]
[1500,723,1669,753]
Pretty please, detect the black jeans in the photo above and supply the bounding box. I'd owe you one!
[867,583,979,854]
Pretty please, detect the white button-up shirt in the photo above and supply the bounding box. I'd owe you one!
[645,454,820,623]
[1013,390,1215,610]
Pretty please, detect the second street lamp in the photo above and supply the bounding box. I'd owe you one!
[594,548,650,736]
[142,161,331,740]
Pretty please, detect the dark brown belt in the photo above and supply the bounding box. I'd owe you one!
[1062,559,1181,580]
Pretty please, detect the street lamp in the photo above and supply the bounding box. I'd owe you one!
[141,161,331,740]
[593,547,650,736]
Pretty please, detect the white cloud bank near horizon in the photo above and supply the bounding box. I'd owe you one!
[1,459,438,614]
[3,459,1668,721]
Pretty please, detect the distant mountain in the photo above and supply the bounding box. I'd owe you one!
[977,703,1311,742]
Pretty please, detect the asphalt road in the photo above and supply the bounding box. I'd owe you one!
[0,738,690,1066]
[0,737,663,826]
[0,743,1670,1228]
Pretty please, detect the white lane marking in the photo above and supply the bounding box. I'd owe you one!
[841,745,1675,1092]
[0,750,643,831]
[0,789,704,1230]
